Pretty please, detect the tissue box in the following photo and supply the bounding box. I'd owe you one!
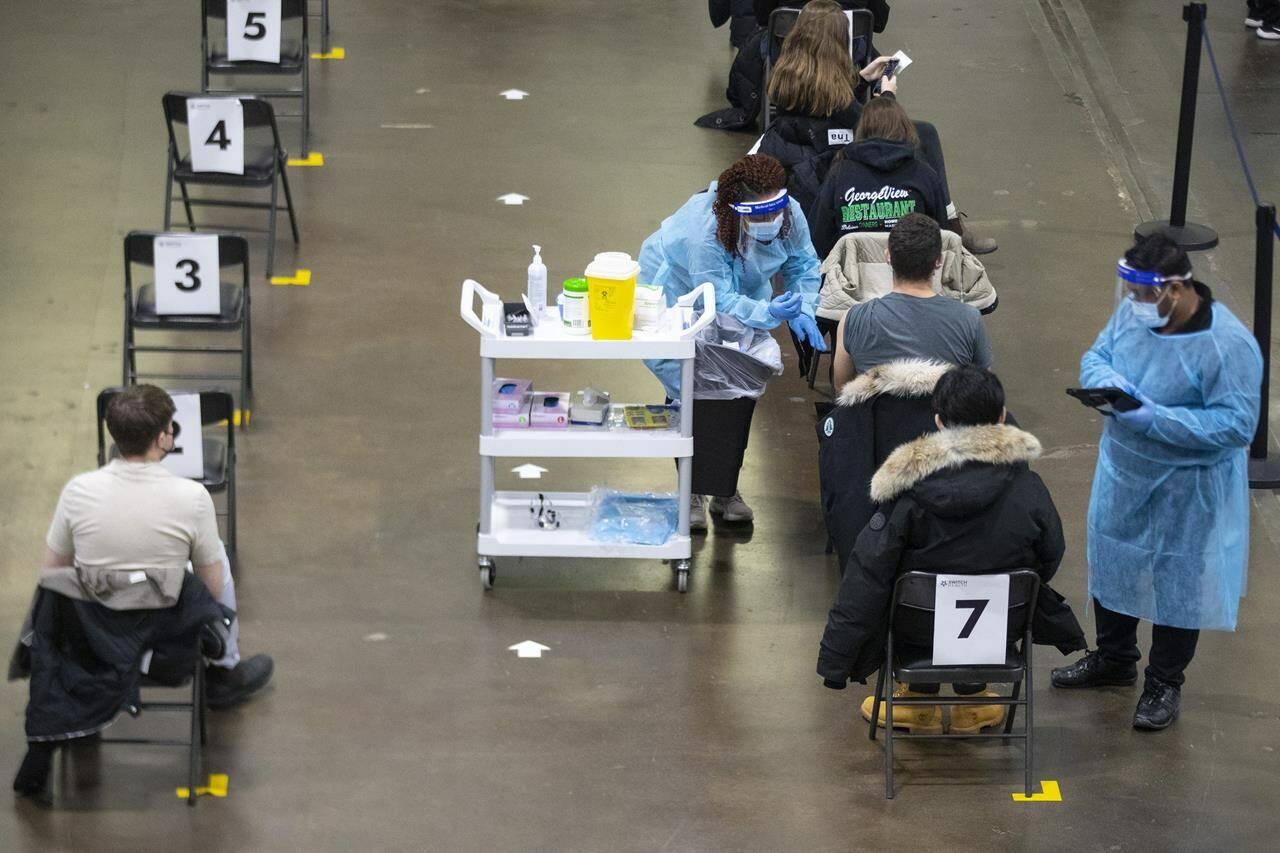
[529,391,571,428]
[492,378,533,412]
[492,396,532,429]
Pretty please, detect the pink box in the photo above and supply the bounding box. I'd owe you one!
[492,396,532,429]
[529,391,570,428]
[492,378,533,412]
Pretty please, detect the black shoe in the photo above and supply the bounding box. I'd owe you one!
[1260,22,1280,40]
[13,743,55,802]
[1133,681,1181,730]
[1050,650,1137,689]
[206,654,274,710]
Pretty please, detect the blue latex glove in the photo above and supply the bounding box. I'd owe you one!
[789,314,828,351]
[767,291,803,322]
[1113,383,1155,432]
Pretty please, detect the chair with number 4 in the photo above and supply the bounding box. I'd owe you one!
[122,231,253,419]
[162,91,300,278]
[201,0,311,157]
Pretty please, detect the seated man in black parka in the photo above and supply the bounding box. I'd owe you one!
[817,366,1084,733]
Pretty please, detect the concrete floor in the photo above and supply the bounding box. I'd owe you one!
[2,0,1279,849]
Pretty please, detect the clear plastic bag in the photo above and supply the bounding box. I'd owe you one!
[693,314,784,400]
[588,487,679,545]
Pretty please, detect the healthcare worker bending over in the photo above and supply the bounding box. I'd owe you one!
[640,154,825,531]
[1052,234,1262,731]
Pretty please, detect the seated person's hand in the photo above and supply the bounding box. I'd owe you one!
[859,55,894,82]
[877,73,898,96]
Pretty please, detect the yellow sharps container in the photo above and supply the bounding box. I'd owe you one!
[585,252,640,340]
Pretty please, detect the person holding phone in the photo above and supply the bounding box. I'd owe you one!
[1052,234,1262,730]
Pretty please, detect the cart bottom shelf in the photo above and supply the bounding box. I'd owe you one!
[478,490,691,560]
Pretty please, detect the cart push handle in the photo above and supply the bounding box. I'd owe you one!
[460,278,501,337]
[677,282,717,339]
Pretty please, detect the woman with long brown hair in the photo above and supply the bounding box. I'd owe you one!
[638,154,825,530]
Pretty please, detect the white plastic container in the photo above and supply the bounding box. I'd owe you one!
[527,244,547,314]
[559,277,590,335]
[633,284,665,332]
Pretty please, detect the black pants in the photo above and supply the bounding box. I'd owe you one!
[1250,1,1280,24]
[687,397,757,498]
[1094,598,1200,688]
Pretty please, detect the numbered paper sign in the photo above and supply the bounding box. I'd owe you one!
[227,0,282,63]
[187,97,244,174]
[161,393,206,480]
[153,234,221,315]
[932,574,1010,665]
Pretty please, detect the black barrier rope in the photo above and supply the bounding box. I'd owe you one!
[1202,27,1280,242]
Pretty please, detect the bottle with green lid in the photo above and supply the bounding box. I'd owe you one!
[560,277,590,335]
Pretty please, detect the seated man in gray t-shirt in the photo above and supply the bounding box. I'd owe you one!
[833,214,992,387]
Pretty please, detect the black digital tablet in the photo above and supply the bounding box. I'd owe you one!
[1066,387,1142,414]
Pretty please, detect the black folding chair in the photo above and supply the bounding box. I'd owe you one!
[762,6,875,130]
[96,388,238,562]
[162,92,300,277]
[122,232,253,416]
[202,0,311,156]
[870,570,1040,799]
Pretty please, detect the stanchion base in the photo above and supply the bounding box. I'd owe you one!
[1248,457,1280,489]
[1134,220,1219,251]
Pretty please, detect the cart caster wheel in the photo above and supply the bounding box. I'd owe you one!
[676,570,688,593]
[479,561,496,590]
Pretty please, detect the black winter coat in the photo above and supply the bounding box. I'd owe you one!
[809,138,950,258]
[758,103,863,174]
[695,29,768,132]
[710,0,761,49]
[817,424,1087,686]
[817,358,947,573]
[9,572,229,740]
[753,0,892,33]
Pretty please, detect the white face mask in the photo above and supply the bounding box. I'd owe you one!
[745,214,784,242]
[1130,298,1170,329]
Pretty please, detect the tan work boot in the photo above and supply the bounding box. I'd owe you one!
[860,684,943,734]
[949,693,1007,734]
[689,493,708,533]
[709,491,754,523]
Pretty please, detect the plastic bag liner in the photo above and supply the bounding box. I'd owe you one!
[588,488,679,546]
[694,314,784,400]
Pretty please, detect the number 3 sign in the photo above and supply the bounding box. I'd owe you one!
[187,97,244,174]
[932,574,1009,665]
[227,0,282,63]
[154,234,221,315]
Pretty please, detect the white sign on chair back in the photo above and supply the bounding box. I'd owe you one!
[226,0,282,63]
[162,393,206,480]
[153,234,221,315]
[186,97,245,175]
[932,574,1010,665]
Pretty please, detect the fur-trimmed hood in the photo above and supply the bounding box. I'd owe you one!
[870,424,1042,504]
[837,358,953,406]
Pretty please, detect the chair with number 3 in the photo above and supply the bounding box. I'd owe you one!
[201,0,311,157]
[871,570,1040,799]
[122,231,253,419]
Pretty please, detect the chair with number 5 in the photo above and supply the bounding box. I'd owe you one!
[201,0,311,157]
[122,231,253,419]
[162,92,300,278]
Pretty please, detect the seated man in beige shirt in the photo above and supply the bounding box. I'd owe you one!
[43,384,272,709]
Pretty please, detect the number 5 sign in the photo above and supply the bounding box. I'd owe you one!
[153,234,221,315]
[187,97,244,174]
[227,0,282,63]
[932,574,1009,665]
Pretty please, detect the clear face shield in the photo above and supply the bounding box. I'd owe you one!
[1116,259,1189,330]
[731,189,790,264]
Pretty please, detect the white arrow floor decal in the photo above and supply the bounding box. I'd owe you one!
[497,193,529,205]
[508,640,551,659]
[500,89,529,100]
[511,463,548,479]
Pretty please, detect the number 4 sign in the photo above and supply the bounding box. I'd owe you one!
[932,574,1009,665]
[187,98,244,174]
[153,234,221,315]
[227,0,282,63]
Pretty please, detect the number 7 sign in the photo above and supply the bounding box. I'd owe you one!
[932,574,1010,665]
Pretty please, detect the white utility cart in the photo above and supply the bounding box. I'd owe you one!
[460,279,716,592]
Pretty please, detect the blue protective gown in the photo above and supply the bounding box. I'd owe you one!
[638,181,821,398]
[1080,297,1262,630]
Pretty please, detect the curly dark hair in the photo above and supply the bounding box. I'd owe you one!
[713,154,791,257]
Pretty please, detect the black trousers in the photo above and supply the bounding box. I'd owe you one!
[1094,598,1200,688]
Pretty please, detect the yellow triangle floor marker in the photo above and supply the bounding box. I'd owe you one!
[287,152,324,167]
[177,773,229,799]
[270,269,311,286]
[311,47,346,59]
[1011,780,1062,803]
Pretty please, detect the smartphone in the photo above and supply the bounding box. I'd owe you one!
[1066,387,1142,415]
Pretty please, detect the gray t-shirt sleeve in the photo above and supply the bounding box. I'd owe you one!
[971,314,993,368]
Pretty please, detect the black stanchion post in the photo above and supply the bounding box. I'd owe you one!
[1135,2,1219,252]
[1248,203,1280,489]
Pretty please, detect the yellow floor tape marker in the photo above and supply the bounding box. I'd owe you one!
[311,47,346,59]
[1011,780,1062,803]
[233,409,250,427]
[287,152,324,167]
[270,269,311,286]
[176,773,229,800]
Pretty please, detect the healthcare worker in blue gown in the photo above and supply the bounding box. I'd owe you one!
[1051,234,1262,731]
[639,154,826,532]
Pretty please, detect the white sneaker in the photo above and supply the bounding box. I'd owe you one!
[689,493,708,533]
[709,491,754,523]
[1246,16,1264,28]
[1259,23,1280,39]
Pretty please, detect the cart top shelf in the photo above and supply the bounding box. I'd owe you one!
[460,279,716,360]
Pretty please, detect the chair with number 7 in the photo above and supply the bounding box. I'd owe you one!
[162,92,300,277]
[122,231,253,418]
[872,570,1040,799]
[201,0,311,157]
